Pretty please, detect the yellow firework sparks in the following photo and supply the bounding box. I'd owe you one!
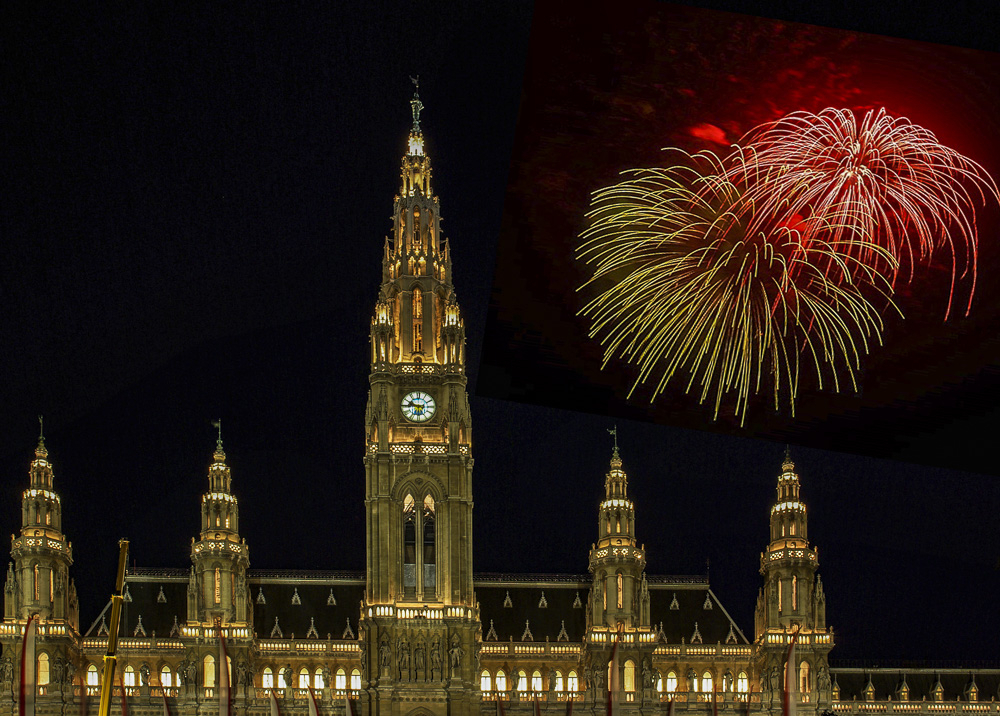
[577,151,897,424]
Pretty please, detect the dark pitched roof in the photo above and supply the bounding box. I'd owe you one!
[649,584,749,645]
[477,579,588,643]
[85,572,188,638]
[249,573,365,642]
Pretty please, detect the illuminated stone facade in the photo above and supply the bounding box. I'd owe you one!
[2,92,998,716]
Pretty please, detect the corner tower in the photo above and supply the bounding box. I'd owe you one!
[361,84,478,716]
[188,430,251,626]
[752,449,833,711]
[5,424,79,631]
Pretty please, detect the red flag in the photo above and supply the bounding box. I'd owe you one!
[534,695,541,716]
[269,689,281,716]
[119,674,130,716]
[712,682,718,716]
[308,687,320,716]
[783,628,801,716]
[78,676,88,716]
[344,693,354,716]
[19,615,37,716]
[162,690,172,716]
[667,696,675,716]
[218,626,231,716]
[565,693,573,716]
[606,623,624,716]
[497,694,507,716]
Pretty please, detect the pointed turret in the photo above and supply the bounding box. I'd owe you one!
[7,419,78,630]
[588,430,647,629]
[189,423,250,625]
[752,448,834,712]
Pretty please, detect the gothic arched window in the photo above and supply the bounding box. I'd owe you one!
[203,655,216,688]
[554,670,564,692]
[567,671,578,692]
[298,667,310,689]
[792,575,798,611]
[423,494,436,594]
[517,670,527,691]
[335,668,346,690]
[481,670,492,691]
[350,669,361,690]
[616,573,624,610]
[799,662,810,694]
[161,666,173,688]
[737,672,749,694]
[665,671,677,693]
[702,672,713,694]
[495,670,507,691]
[87,664,99,687]
[262,668,273,689]
[122,664,134,687]
[532,670,542,691]
[37,653,50,686]
[403,494,416,594]
[314,668,324,689]
[412,288,423,353]
[624,660,636,692]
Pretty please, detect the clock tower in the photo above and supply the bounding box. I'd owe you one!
[360,84,479,716]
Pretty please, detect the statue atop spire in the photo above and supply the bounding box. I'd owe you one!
[211,419,226,463]
[782,444,794,471]
[608,425,621,465]
[409,75,424,133]
[36,414,47,458]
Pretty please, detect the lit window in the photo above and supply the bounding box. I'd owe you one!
[517,671,527,691]
[532,670,542,691]
[46,512,51,526]
[314,668,324,689]
[792,576,798,611]
[790,523,796,536]
[702,672,713,694]
[277,668,287,689]
[122,665,134,687]
[299,668,310,689]
[335,668,346,690]
[737,672,749,693]
[87,664,99,686]
[617,573,623,609]
[496,671,507,691]
[624,661,635,692]
[214,567,221,604]
[656,674,663,692]
[481,671,492,691]
[554,671,564,692]
[665,672,677,693]
[204,655,216,688]
[37,654,50,686]
[262,668,273,689]
[33,565,39,601]
[161,666,173,688]
[799,662,810,694]
[412,289,423,353]
[350,669,361,690]
[567,671,578,692]
[778,580,783,614]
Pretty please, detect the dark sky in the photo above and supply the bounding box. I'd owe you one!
[2,1,998,666]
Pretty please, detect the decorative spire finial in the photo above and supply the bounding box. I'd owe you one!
[35,415,48,458]
[782,444,794,471]
[409,75,424,133]
[608,424,620,457]
[211,419,225,461]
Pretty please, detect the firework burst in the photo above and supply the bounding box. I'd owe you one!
[728,108,1000,317]
[578,151,895,423]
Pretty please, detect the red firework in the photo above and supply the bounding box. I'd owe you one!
[724,108,999,317]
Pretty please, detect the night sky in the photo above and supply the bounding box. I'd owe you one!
[2,2,998,666]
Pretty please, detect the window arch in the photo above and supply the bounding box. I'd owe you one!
[517,670,527,691]
[37,653,50,686]
[481,670,492,691]
[624,660,636,692]
[122,664,134,687]
[335,668,346,690]
[495,670,507,691]
[665,671,677,693]
[616,573,624,609]
[655,672,663,692]
[702,672,713,694]
[423,494,436,594]
[277,667,288,689]
[799,662,810,694]
[87,664,99,687]
[350,669,361,690]
[204,655,216,688]
[299,667,310,689]
[737,672,749,694]
[554,670,564,692]
[160,665,173,688]
[262,667,274,689]
[314,668,324,689]
[567,671,578,692]
[531,670,542,692]
[403,494,417,593]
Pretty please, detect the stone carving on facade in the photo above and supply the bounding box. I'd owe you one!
[398,637,410,680]
[430,637,442,681]
[448,632,464,673]
[1,656,13,688]
[414,640,426,681]
[379,635,391,674]
[139,663,150,687]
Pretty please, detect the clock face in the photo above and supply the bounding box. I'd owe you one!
[401,391,436,422]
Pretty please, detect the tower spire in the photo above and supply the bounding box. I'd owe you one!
[36,414,47,458]
[409,75,423,134]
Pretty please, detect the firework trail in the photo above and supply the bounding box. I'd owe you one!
[578,150,895,423]
[727,108,999,317]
